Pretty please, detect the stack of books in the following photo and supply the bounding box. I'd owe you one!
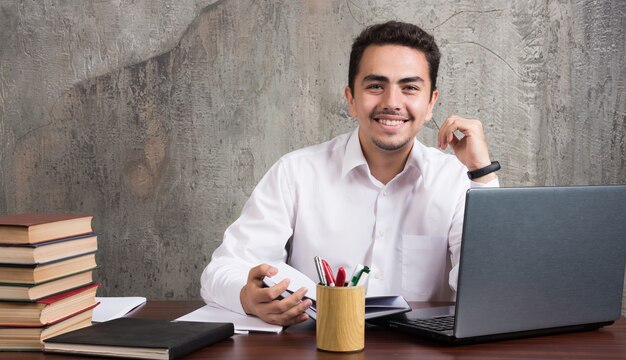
[0,214,99,351]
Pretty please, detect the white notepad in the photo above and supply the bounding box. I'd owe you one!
[93,296,147,322]
[175,304,283,334]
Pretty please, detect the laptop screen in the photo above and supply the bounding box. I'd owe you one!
[454,185,626,338]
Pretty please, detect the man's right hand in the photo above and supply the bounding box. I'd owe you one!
[240,263,312,326]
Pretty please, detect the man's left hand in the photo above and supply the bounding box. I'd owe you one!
[437,115,496,183]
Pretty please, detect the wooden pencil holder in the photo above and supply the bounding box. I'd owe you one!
[315,284,365,352]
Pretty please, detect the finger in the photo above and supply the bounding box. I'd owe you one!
[250,278,290,304]
[438,116,458,149]
[269,287,309,314]
[439,116,477,149]
[266,278,292,301]
[247,263,278,284]
[447,132,455,146]
[438,125,457,150]
[281,309,310,326]
[278,297,312,325]
[449,133,460,147]
[263,308,310,326]
[262,296,312,326]
[452,117,484,138]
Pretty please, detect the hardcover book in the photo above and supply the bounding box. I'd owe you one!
[0,271,94,301]
[0,253,97,284]
[0,283,99,326]
[0,306,95,351]
[0,233,98,265]
[0,214,93,245]
[44,318,235,359]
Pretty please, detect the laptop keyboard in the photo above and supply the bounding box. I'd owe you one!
[407,316,455,331]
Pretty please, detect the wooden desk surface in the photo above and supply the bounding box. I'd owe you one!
[4,301,626,359]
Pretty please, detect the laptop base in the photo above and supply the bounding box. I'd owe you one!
[369,311,614,345]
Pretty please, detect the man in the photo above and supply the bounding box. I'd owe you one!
[201,21,499,326]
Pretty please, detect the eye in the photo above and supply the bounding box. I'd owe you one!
[365,83,385,95]
[403,85,420,92]
[366,83,384,90]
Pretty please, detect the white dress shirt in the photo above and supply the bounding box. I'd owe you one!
[201,129,499,314]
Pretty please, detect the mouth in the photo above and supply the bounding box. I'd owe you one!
[375,118,408,126]
[373,113,410,127]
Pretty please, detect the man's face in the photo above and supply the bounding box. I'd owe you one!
[345,45,439,157]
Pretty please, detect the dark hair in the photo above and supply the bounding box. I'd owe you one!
[348,21,440,98]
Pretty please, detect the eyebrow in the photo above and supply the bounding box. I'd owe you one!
[362,74,425,84]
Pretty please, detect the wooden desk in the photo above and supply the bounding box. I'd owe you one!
[4,301,626,359]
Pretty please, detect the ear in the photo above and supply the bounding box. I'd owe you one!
[425,88,439,121]
[344,86,357,118]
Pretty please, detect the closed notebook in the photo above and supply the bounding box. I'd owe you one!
[44,317,235,360]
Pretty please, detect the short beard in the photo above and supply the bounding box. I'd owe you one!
[369,110,413,152]
[372,136,412,152]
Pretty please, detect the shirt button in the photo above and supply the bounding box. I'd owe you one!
[378,230,384,237]
[374,272,383,280]
[383,191,389,196]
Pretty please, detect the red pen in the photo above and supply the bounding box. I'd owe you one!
[335,266,346,287]
[321,259,336,286]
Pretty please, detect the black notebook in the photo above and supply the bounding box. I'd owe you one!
[43,317,234,359]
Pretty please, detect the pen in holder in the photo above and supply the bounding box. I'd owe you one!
[316,284,365,352]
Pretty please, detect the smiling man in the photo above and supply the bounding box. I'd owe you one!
[201,21,499,326]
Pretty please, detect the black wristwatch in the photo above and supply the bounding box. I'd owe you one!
[467,161,501,180]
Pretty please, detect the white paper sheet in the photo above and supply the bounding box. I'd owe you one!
[92,296,147,322]
[175,304,283,334]
[263,262,319,299]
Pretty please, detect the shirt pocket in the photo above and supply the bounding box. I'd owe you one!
[400,234,448,300]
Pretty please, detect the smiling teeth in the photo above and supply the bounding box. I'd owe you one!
[378,119,404,126]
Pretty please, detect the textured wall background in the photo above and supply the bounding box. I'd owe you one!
[0,0,624,311]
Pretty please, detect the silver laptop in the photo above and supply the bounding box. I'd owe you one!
[370,185,626,344]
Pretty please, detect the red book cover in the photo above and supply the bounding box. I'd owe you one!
[0,302,99,328]
[36,283,100,305]
[0,283,100,327]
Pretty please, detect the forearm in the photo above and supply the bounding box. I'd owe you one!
[200,253,250,315]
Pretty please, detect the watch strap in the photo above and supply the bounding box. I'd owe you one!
[467,161,501,180]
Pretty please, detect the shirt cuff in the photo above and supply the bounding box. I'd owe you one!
[470,176,499,188]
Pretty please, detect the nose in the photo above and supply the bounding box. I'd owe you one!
[382,86,401,111]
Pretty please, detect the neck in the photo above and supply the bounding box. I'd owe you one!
[361,142,413,185]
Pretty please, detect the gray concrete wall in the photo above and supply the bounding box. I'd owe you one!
[1,0,624,313]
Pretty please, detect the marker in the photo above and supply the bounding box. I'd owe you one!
[355,266,370,287]
[348,264,365,286]
[335,266,346,287]
[313,256,326,285]
[321,259,336,287]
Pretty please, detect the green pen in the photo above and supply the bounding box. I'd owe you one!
[349,265,368,286]
[348,264,364,286]
[355,266,370,287]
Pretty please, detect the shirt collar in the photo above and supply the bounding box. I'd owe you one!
[341,128,426,179]
[341,129,368,178]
